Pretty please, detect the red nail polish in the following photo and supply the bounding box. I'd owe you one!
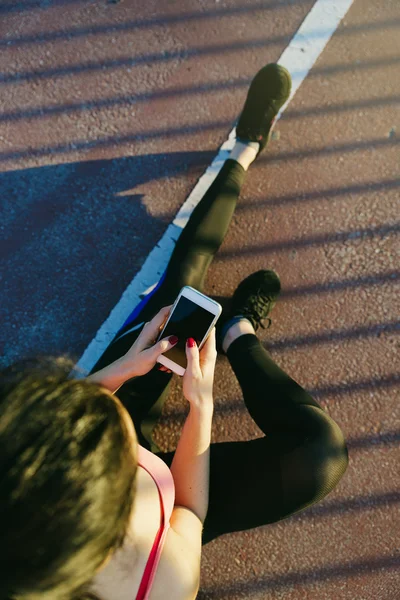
[187,338,196,348]
[169,335,179,345]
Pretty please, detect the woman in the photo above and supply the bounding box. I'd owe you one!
[0,64,349,600]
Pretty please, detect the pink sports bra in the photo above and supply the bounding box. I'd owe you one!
[135,445,175,600]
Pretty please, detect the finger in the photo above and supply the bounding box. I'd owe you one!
[185,337,201,377]
[157,304,174,333]
[160,304,174,317]
[137,305,174,351]
[156,335,178,356]
[146,304,173,332]
[200,327,217,360]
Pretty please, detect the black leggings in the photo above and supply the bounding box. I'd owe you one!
[90,158,349,545]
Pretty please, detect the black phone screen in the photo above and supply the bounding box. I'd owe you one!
[159,295,215,368]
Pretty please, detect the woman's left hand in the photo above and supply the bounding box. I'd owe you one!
[122,304,177,377]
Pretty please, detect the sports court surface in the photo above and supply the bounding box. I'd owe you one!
[0,0,399,598]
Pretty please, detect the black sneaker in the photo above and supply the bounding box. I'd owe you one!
[216,270,281,354]
[235,63,292,159]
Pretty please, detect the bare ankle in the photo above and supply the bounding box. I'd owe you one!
[222,318,255,353]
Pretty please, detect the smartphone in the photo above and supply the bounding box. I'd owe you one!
[156,286,222,376]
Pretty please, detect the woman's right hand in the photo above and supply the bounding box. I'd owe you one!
[182,328,217,409]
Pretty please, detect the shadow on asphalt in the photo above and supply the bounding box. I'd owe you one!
[0,151,211,366]
[1,129,399,164]
[1,151,398,370]
[1,6,399,49]
[196,554,400,598]
[163,373,399,418]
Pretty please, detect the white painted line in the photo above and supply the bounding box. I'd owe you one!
[75,0,355,376]
[277,0,356,115]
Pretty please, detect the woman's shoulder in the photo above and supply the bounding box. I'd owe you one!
[129,466,200,600]
[149,526,200,600]
[91,466,200,600]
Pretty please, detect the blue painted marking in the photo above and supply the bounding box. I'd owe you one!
[117,268,168,333]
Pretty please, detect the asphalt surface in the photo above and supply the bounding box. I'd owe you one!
[0,0,399,599]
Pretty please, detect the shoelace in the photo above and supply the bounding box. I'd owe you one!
[242,289,274,330]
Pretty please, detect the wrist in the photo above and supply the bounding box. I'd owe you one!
[114,355,138,380]
[87,356,136,394]
[189,400,214,416]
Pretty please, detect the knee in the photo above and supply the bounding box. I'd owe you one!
[283,406,349,514]
[307,411,349,504]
